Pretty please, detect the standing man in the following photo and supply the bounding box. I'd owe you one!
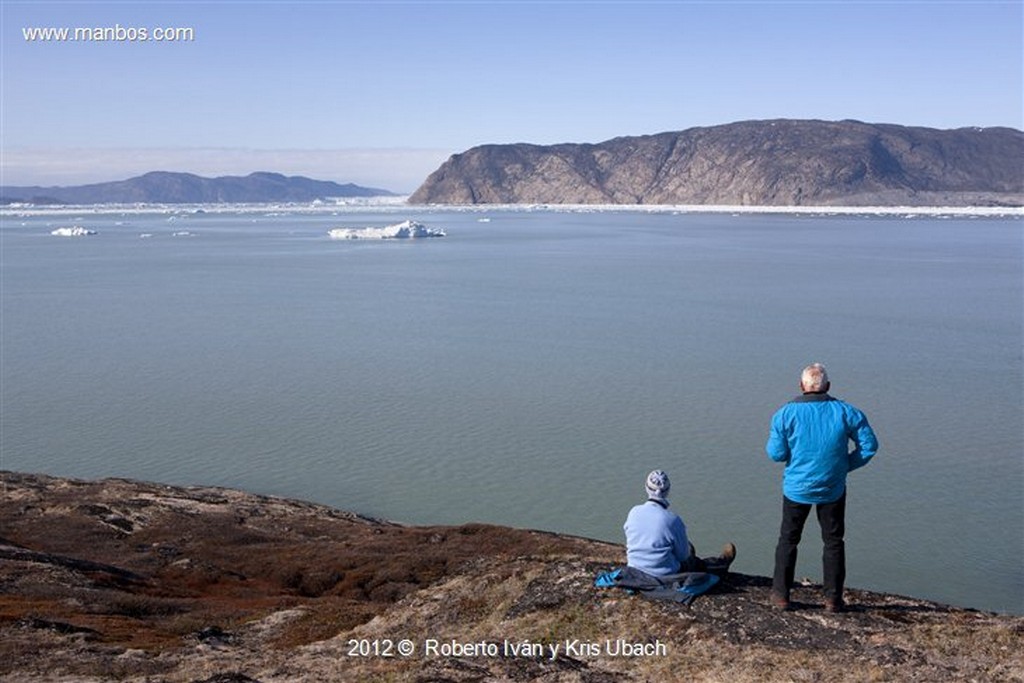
[766,363,878,612]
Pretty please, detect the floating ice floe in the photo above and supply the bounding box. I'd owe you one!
[50,226,97,237]
[327,220,446,240]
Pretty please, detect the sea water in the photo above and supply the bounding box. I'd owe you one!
[1,206,1021,615]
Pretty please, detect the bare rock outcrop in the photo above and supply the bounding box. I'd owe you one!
[409,120,1024,207]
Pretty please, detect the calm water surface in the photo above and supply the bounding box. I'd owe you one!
[1,207,1021,614]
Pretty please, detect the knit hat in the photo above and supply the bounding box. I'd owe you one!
[645,469,671,502]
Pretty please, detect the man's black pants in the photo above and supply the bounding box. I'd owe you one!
[772,491,846,603]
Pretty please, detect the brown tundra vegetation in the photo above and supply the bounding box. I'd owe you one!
[0,471,1020,682]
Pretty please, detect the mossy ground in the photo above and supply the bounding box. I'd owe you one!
[1,472,1020,682]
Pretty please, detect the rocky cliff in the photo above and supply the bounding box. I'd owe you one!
[409,120,1024,207]
[1,172,396,205]
[1,472,1020,682]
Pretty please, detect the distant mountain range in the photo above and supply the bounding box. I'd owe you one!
[0,171,396,205]
[409,120,1024,207]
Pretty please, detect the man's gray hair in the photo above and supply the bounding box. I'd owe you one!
[801,363,830,392]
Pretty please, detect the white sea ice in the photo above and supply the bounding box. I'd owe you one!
[6,200,1020,220]
[50,226,97,237]
[327,220,446,240]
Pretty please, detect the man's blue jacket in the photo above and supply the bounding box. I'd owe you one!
[766,393,878,504]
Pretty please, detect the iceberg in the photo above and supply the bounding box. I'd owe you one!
[327,220,445,240]
[50,226,97,237]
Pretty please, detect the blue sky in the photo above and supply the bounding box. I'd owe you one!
[2,1,1022,192]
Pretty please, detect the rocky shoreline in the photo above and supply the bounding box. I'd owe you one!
[1,471,1020,682]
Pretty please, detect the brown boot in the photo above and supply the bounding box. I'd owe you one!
[825,598,846,613]
[720,543,736,564]
[703,543,736,575]
[770,592,791,611]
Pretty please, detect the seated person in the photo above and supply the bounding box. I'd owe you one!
[624,469,736,577]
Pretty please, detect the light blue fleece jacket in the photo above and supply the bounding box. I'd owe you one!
[766,393,879,504]
[623,500,690,577]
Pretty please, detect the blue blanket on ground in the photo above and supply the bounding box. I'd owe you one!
[594,566,720,605]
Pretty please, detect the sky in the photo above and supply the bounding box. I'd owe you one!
[2,1,1022,193]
